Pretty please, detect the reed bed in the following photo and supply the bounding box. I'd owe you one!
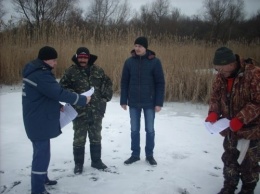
[1,25,259,103]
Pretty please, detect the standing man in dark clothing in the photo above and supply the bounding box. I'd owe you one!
[22,46,91,194]
[120,36,165,166]
[205,47,260,194]
[60,47,113,174]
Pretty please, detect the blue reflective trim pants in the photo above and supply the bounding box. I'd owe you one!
[129,107,155,157]
[31,139,50,193]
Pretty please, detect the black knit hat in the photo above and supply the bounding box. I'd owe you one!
[38,46,58,60]
[213,47,236,65]
[76,47,90,58]
[134,36,148,49]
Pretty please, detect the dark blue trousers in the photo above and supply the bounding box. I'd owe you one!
[31,139,51,193]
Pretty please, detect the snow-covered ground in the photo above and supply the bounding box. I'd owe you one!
[0,84,259,194]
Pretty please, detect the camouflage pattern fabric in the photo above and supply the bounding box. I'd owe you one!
[208,57,260,192]
[208,58,260,140]
[73,117,102,146]
[60,63,113,146]
[221,135,259,190]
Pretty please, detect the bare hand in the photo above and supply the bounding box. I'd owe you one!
[121,104,127,110]
[86,96,91,104]
[155,106,161,112]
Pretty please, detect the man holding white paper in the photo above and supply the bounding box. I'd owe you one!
[60,47,113,174]
[205,47,260,194]
[60,87,94,128]
[22,46,91,194]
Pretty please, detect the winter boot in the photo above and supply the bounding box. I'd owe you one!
[31,191,50,194]
[217,163,240,194]
[146,156,157,166]
[90,144,107,170]
[45,179,57,185]
[73,146,85,174]
[238,182,256,194]
[217,182,237,194]
[45,176,57,185]
[124,156,140,165]
[217,187,236,194]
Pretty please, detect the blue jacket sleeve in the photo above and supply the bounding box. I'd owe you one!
[120,61,130,105]
[37,72,86,106]
[153,59,165,106]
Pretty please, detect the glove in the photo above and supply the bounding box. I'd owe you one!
[230,117,243,132]
[205,112,218,123]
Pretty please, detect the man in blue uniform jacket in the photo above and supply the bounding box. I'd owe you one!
[22,46,91,194]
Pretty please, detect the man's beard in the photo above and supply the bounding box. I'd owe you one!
[79,62,87,67]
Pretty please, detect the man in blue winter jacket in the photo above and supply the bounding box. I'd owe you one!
[22,46,91,194]
[120,37,165,166]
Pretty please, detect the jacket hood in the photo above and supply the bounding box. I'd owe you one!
[71,53,98,66]
[130,49,156,60]
[22,59,51,78]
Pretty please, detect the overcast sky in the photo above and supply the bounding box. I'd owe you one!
[2,0,260,22]
[127,0,260,17]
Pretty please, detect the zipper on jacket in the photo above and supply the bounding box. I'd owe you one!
[227,76,237,119]
[138,56,141,105]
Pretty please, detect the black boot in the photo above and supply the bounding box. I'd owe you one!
[73,146,85,174]
[238,182,256,194]
[90,144,107,170]
[217,187,236,194]
[217,181,237,194]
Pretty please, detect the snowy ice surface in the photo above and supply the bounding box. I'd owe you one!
[0,84,259,194]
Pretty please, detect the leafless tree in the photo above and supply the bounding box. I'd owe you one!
[111,0,131,25]
[203,0,245,41]
[0,0,5,30]
[11,0,78,28]
[65,7,85,27]
[151,0,170,22]
[170,7,181,21]
[86,0,120,26]
[0,0,5,20]
[138,5,155,32]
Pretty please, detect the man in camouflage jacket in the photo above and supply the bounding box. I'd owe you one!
[60,47,113,174]
[205,47,260,194]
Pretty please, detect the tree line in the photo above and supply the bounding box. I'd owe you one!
[0,0,260,43]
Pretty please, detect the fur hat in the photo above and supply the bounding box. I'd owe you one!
[213,47,236,65]
[38,46,58,60]
[134,36,148,49]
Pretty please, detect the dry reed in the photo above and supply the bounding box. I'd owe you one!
[1,25,259,103]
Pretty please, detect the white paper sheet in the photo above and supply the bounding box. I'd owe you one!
[81,87,95,96]
[60,103,78,129]
[237,139,250,164]
[59,87,94,128]
[204,118,230,134]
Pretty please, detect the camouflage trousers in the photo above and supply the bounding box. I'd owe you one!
[72,116,103,147]
[221,135,260,189]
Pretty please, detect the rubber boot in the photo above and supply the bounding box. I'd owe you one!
[73,146,85,174]
[90,144,107,170]
[238,182,256,194]
[217,179,237,194]
[217,187,236,194]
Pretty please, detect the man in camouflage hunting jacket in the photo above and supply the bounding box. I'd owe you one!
[60,47,113,174]
[205,47,260,194]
